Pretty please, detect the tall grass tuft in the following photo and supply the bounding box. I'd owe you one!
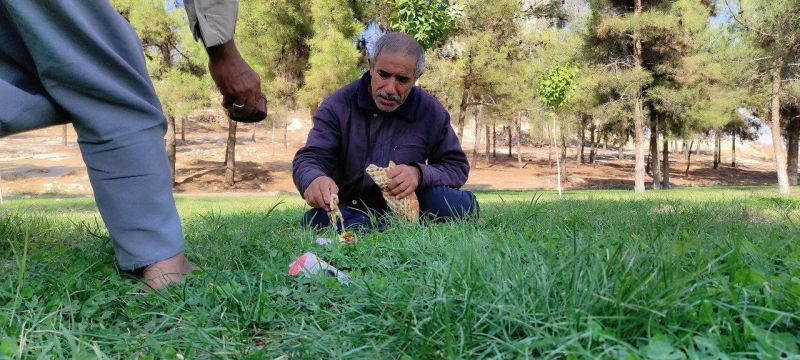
[1,186,799,358]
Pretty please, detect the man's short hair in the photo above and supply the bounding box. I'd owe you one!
[369,32,426,79]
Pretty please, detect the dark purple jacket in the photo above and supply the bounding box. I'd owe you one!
[292,71,469,210]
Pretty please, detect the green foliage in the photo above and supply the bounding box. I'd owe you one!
[732,0,800,129]
[114,0,206,76]
[389,0,458,50]
[2,188,800,357]
[153,69,214,119]
[538,64,579,111]
[297,0,362,110]
[734,0,800,54]
[114,0,210,123]
[419,50,461,111]
[351,0,394,25]
[236,0,312,107]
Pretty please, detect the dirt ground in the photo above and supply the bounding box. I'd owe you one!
[0,115,781,198]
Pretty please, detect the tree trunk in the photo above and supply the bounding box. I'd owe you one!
[731,133,736,168]
[225,119,238,186]
[507,125,512,158]
[618,143,623,160]
[485,124,491,158]
[713,130,721,169]
[553,116,563,198]
[283,116,289,150]
[561,131,569,180]
[271,117,276,156]
[787,115,800,186]
[770,53,790,195]
[632,0,646,193]
[589,120,596,164]
[579,114,586,164]
[472,105,481,168]
[456,86,470,140]
[62,124,68,146]
[159,43,171,71]
[788,132,798,186]
[649,123,661,189]
[251,123,257,142]
[662,136,670,189]
[166,115,177,184]
[685,140,694,177]
[180,116,186,144]
[516,114,523,167]
[492,123,497,158]
[547,123,554,167]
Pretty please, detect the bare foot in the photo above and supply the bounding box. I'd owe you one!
[142,252,198,291]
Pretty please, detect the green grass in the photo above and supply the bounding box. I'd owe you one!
[1,186,799,359]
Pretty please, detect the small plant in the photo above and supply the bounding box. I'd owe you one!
[538,64,579,198]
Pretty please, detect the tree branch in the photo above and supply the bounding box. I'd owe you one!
[724,0,777,41]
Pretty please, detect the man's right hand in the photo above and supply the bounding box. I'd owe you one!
[206,39,267,123]
[304,176,339,211]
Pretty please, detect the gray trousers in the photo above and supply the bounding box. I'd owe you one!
[0,1,184,270]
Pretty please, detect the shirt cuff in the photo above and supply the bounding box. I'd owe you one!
[299,170,327,197]
[414,162,430,189]
[184,0,239,48]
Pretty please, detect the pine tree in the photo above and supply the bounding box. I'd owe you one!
[298,0,362,113]
[730,0,800,195]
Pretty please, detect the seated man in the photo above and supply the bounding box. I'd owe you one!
[292,32,478,230]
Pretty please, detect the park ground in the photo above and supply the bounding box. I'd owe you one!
[0,115,782,198]
[1,187,799,358]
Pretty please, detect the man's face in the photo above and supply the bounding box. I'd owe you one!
[370,51,417,112]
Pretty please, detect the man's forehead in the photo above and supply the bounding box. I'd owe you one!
[374,51,416,73]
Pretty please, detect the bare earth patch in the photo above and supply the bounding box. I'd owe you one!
[0,118,779,197]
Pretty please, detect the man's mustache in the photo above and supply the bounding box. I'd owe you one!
[377,90,400,102]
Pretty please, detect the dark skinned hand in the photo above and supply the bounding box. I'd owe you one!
[206,39,266,123]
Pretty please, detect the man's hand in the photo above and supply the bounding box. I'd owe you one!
[304,176,339,211]
[206,39,266,123]
[387,164,421,199]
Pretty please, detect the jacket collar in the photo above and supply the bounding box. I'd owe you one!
[355,71,416,121]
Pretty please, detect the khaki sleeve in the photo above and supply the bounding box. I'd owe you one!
[183,0,239,48]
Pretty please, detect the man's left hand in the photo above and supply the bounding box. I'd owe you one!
[387,164,421,199]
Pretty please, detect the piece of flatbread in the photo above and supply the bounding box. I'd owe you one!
[365,161,419,222]
[327,194,345,230]
[327,194,356,244]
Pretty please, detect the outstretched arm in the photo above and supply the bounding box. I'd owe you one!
[183,0,266,122]
[292,103,342,211]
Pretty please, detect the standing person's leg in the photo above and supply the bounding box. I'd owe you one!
[0,6,68,136]
[417,186,479,221]
[1,1,190,287]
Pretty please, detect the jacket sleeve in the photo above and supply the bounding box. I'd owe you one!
[416,111,469,188]
[292,103,341,197]
[183,0,239,47]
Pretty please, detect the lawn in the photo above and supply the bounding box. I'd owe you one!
[1,186,799,359]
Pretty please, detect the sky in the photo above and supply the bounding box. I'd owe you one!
[165,0,184,12]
